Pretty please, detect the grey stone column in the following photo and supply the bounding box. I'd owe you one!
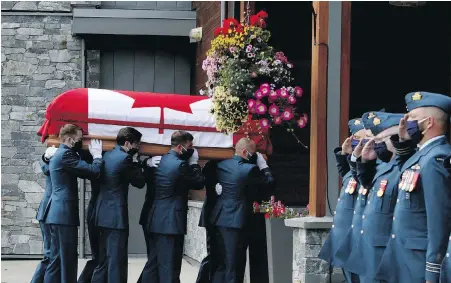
[285,217,344,283]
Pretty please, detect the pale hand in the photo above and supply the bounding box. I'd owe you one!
[188,148,199,165]
[89,139,103,159]
[132,153,139,163]
[341,137,353,155]
[44,145,58,160]
[362,139,377,162]
[352,140,364,159]
[256,152,268,170]
[398,114,411,142]
[147,156,162,168]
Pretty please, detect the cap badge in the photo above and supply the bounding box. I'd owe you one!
[412,92,422,101]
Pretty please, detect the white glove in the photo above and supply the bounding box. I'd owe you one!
[44,145,58,160]
[215,183,222,195]
[256,152,268,170]
[147,156,162,168]
[132,153,139,163]
[188,148,199,165]
[88,139,102,159]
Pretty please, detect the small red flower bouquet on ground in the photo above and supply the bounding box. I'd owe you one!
[253,195,308,219]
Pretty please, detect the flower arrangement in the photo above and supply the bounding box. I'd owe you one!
[201,11,308,144]
[253,195,309,219]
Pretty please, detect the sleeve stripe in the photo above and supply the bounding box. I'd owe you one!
[426,268,441,273]
[426,262,442,267]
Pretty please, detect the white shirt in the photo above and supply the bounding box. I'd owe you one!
[418,135,445,151]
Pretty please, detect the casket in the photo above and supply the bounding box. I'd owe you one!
[37,88,272,160]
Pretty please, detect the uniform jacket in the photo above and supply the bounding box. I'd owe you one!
[94,145,146,230]
[442,156,451,283]
[140,150,205,235]
[209,155,275,230]
[376,136,451,283]
[344,158,400,282]
[36,155,52,222]
[45,144,103,226]
[319,148,359,266]
[199,161,219,228]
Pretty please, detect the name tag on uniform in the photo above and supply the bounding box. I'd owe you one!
[377,180,387,197]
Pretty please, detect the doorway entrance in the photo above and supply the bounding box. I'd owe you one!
[349,2,451,118]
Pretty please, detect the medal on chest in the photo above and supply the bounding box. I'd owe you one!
[377,180,388,197]
[346,178,357,194]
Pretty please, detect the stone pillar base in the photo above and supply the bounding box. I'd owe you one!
[285,217,345,283]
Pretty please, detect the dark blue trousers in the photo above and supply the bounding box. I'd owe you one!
[91,228,128,283]
[140,232,184,283]
[44,224,78,283]
[77,219,99,283]
[195,226,224,283]
[31,222,52,283]
[213,227,246,283]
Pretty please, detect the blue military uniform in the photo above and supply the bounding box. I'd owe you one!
[91,145,145,283]
[77,150,102,283]
[441,156,451,283]
[44,144,103,283]
[139,150,205,283]
[319,119,364,283]
[196,161,222,283]
[31,155,53,283]
[376,92,451,283]
[344,112,404,283]
[209,155,275,283]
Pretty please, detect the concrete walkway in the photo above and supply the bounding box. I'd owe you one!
[1,257,199,283]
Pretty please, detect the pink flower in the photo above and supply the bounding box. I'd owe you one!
[297,117,307,128]
[256,100,262,106]
[251,72,257,78]
[287,63,293,68]
[303,113,309,122]
[270,195,275,204]
[249,107,256,114]
[256,104,267,114]
[294,86,303,97]
[273,116,283,125]
[246,45,253,53]
[282,109,294,121]
[254,90,264,99]
[260,84,270,96]
[277,88,289,98]
[269,90,278,101]
[259,118,270,128]
[248,99,256,109]
[268,104,279,116]
[260,83,270,89]
[288,96,296,105]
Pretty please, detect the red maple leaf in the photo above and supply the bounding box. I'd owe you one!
[120,90,208,133]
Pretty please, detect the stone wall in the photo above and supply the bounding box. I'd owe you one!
[1,3,82,255]
[184,201,207,262]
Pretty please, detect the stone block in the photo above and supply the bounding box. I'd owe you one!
[31,41,54,50]
[44,23,60,29]
[18,180,44,193]
[12,1,38,11]
[3,47,26,54]
[10,111,37,121]
[4,205,17,212]
[38,1,71,12]
[49,49,71,62]
[16,28,43,36]
[56,62,77,71]
[1,147,18,158]
[2,105,12,114]
[45,80,66,89]
[23,57,39,65]
[13,243,30,254]
[3,60,38,76]
[6,53,24,61]
[9,159,30,166]
[29,240,43,254]
[1,230,11,247]
[38,59,50,66]
[32,74,53,81]
[2,23,21,29]
[30,35,50,41]
[25,97,47,107]
[25,192,43,204]
[63,70,81,81]
[18,207,38,218]
[54,71,64,79]
[2,29,17,36]
[4,201,27,208]
[1,76,24,85]
[11,131,32,140]
[36,65,56,74]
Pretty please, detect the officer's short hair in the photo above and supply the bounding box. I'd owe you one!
[59,124,82,142]
[171,131,194,146]
[116,127,142,146]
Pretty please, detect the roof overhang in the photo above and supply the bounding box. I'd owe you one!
[72,8,196,37]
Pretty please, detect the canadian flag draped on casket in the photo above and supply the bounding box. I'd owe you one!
[37,88,272,159]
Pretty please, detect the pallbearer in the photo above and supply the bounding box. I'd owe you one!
[440,155,451,283]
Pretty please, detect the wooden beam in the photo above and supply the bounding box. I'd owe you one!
[339,1,351,144]
[338,2,352,190]
[239,1,255,24]
[309,1,329,217]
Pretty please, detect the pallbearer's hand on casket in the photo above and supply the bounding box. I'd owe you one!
[189,148,199,165]
[256,152,268,170]
[147,156,162,168]
[89,139,103,159]
[44,145,58,160]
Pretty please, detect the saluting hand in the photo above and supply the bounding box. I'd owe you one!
[341,137,353,155]
[398,114,411,142]
[352,139,364,159]
[362,139,377,162]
